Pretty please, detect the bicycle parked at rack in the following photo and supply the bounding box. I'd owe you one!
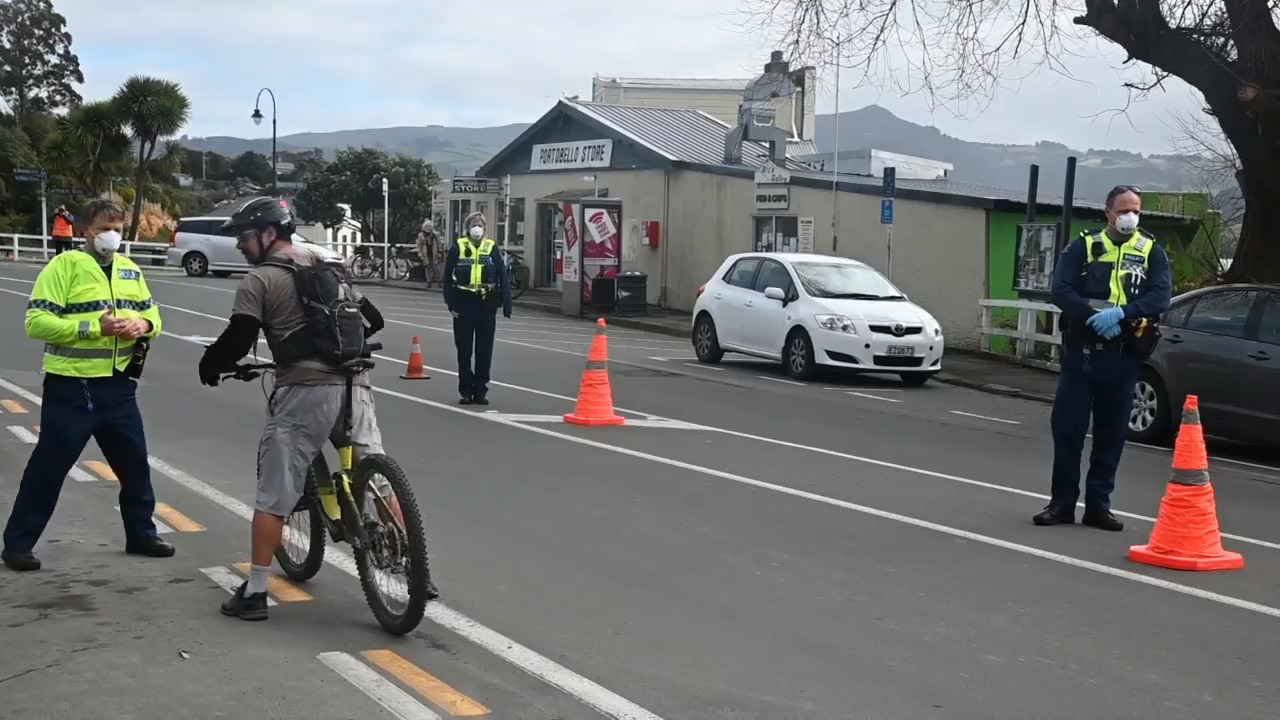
[220,343,437,635]
[504,250,527,299]
[349,245,413,281]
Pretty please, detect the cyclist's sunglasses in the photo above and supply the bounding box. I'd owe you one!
[1105,184,1142,208]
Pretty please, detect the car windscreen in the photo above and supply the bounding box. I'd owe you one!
[790,262,906,300]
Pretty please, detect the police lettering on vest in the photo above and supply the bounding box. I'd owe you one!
[26,250,163,378]
[453,237,498,295]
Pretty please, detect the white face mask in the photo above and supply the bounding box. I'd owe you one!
[468,226,484,240]
[1115,211,1139,234]
[93,229,122,254]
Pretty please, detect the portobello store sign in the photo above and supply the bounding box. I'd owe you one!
[530,139,614,171]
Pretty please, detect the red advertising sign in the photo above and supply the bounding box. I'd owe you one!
[581,204,621,303]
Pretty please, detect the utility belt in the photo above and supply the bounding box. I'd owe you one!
[1062,315,1161,360]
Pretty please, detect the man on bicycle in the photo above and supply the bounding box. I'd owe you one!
[198,197,388,621]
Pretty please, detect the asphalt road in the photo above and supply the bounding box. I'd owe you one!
[2,262,1279,720]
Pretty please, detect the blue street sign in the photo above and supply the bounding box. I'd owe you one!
[880,199,894,225]
[882,166,896,198]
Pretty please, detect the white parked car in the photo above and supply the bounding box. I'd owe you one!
[691,253,945,384]
[166,214,342,278]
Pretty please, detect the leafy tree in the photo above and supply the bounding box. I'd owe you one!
[0,123,38,217]
[113,75,191,241]
[0,0,84,121]
[229,150,273,185]
[745,0,1280,282]
[294,147,439,244]
[41,99,131,193]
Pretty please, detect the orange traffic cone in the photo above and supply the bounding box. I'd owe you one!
[399,336,430,380]
[564,318,625,426]
[1129,395,1244,571]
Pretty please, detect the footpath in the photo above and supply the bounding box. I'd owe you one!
[374,279,1061,404]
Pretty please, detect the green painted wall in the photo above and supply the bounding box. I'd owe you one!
[984,191,1220,355]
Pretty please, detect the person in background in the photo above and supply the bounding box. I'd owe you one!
[442,211,512,405]
[51,205,75,255]
[1034,185,1172,532]
[2,199,171,572]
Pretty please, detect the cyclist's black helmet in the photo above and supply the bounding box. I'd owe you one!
[222,197,295,236]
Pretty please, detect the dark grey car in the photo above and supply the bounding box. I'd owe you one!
[1129,283,1280,447]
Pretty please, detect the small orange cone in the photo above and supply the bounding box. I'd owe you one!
[400,336,430,380]
[1129,395,1244,571]
[564,318,625,427]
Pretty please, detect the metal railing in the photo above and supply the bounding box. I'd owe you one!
[1,233,170,266]
[977,298,1063,372]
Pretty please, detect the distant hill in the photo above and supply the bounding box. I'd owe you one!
[178,104,1228,202]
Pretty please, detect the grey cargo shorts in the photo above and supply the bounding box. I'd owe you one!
[255,383,385,517]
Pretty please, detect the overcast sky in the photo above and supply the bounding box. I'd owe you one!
[56,0,1204,156]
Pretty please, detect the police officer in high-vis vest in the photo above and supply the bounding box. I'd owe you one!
[442,211,512,405]
[1033,185,1172,531]
[1,199,172,572]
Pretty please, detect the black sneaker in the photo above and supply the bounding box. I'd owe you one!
[1082,508,1124,532]
[1,550,41,572]
[471,395,489,406]
[459,395,473,405]
[221,581,269,621]
[1032,505,1075,526]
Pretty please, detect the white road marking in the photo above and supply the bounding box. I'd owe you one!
[317,652,443,720]
[647,357,699,362]
[684,362,723,371]
[758,376,805,386]
[951,410,1022,425]
[846,391,902,403]
[69,466,97,482]
[6,425,36,443]
[362,382,1280,621]
[138,307,1280,552]
[199,566,279,606]
[0,371,667,719]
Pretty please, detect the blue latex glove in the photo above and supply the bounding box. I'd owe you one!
[1086,306,1125,333]
[1098,322,1123,340]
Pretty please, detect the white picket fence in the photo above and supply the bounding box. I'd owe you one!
[2,233,170,266]
[977,298,1064,372]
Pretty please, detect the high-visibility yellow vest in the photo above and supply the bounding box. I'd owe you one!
[1078,228,1156,309]
[454,237,497,294]
[26,249,163,378]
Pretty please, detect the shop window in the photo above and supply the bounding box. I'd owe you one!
[495,199,507,248]
[507,198,526,247]
[754,216,800,253]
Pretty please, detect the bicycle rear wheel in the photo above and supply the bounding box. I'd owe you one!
[389,256,411,281]
[351,453,436,635]
[274,459,327,581]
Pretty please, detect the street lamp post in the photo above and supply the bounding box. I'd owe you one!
[251,88,278,194]
[382,176,390,280]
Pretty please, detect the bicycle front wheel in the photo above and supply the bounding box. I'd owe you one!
[274,459,327,581]
[389,257,411,281]
[351,453,436,635]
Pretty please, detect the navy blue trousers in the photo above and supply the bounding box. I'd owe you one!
[1049,343,1141,511]
[2,373,158,553]
[452,299,497,398]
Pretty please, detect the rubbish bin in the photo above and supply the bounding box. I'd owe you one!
[590,276,616,313]
[614,271,648,316]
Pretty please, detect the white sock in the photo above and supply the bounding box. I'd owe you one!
[246,564,271,595]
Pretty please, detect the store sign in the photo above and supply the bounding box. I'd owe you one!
[754,161,791,185]
[755,188,790,211]
[451,177,501,194]
[530,140,613,171]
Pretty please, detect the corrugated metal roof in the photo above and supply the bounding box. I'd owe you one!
[593,76,751,91]
[572,100,792,169]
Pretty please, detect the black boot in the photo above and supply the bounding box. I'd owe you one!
[1,550,41,571]
[1082,508,1124,531]
[1032,504,1075,526]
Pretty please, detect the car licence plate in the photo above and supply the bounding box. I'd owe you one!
[886,345,915,356]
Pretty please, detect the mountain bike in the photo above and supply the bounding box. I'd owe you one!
[350,245,412,281]
[504,250,527,299]
[221,343,437,635]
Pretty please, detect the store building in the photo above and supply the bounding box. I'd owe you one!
[442,53,1202,346]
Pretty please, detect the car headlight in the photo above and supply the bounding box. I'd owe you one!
[814,314,857,334]
[932,326,943,338]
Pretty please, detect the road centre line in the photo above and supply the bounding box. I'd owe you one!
[951,410,1022,425]
[758,376,806,386]
[361,649,492,716]
[317,652,443,720]
[0,394,666,718]
[847,391,901,403]
[133,299,1280,551]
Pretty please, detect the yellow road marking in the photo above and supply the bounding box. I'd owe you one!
[362,649,491,716]
[85,460,117,481]
[233,562,313,602]
[1,399,26,413]
[154,503,205,532]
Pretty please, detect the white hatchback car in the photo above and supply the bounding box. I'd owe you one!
[166,214,341,277]
[691,253,945,384]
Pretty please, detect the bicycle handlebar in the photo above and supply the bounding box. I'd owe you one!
[216,342,383,383]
